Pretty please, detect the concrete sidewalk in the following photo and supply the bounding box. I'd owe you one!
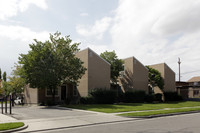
[0,113,18,123]
[17,112,138,133]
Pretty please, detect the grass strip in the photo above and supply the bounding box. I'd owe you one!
[63,101,200,113]
[118,107,200,117]
[0,122,24,131]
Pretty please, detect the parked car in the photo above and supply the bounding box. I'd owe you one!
[14,97,22,105]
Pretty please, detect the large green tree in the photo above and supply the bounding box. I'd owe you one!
[18,32,86,103]
[146,66,164,91]
[3,71,6,82]
[100,51,124,84]
[8,65,26,96]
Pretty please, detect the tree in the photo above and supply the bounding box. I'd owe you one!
[100,51,124,84]
[3,71,6,82]
[18,32,86,104]
[146,66,164,91]
[0,68,2,94]
[1,71,12,96]
[8,65,26,96]
[0,68,2,80]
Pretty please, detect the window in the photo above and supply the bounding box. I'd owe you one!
[73,86,78,96]
[194,82,199,86]
[194,90,199,96]
[46,88,58,96]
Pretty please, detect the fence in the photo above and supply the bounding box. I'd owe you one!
[0,95,12,114]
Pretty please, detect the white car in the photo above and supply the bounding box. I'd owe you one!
[14,97,22,105]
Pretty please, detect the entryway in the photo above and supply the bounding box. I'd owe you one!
[61,86,67,100]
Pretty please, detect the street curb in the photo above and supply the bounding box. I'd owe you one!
[0,123,28,133]
[16,119,141,133]
[122,110,200,119]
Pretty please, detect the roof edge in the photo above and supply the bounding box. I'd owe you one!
[123,56,148,71]
[79,47,111,66]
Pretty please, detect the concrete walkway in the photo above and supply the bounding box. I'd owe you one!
[0,113,18,123]
[0,106,138,132]
[110,106,200,115]
[17,113,139,132]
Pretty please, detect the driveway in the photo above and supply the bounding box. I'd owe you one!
[11,105,136,132]
[12,105,96,120]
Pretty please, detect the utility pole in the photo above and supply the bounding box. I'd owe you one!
[178,57,181,82]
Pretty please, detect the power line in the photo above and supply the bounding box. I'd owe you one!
[176,70,200,75]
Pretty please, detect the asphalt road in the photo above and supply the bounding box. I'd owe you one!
[40,113,200,133]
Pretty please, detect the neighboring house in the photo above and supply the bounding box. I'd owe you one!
[119,56,148,93]
[149,63,176,92]
[176,76,200,99]
[24,48,111,104]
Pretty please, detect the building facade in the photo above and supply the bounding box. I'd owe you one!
[24,48,111,104]
[150,63,176,92]
[176,76,200,99]
[119,56,148,93]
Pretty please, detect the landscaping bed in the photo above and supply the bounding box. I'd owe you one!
[0,122,24,131]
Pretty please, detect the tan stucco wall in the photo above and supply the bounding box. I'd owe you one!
[88,48,110,92]
[76,49,89,97]
[24,85,38,104]
[150,63,176,92]
[121,57,148,93]
[76,48,110,97]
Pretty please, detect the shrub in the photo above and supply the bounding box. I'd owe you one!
[123,91,146,103]
[90,89,117,104]
[164,92,183,102]
[116,91,125,103]
[154,93,163,102]
[80,96,95,104]
[145,94,154,103]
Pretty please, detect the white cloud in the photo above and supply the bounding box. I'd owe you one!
[109,0,200,81]
[77,0,200,81]
[0,25,50,42]
[76,17,112,40]
[0,0,47,20]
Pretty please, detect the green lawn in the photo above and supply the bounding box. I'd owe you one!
[63,101,200,113]
[119,107,200,117]
[0,122,24,131]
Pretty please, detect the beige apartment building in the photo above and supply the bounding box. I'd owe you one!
[24,48,111,104]
[76,48,111,97]
[150,63,176,92]
[119,56,148,93]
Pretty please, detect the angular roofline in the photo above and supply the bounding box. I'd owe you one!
[148,62,175,74]
[79,47,111,66]
[187,76,200,82]
[123,56,148,71]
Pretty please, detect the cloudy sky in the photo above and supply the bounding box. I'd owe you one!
[0,0,200,81]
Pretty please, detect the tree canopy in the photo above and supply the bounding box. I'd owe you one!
[3,71,6,82]
[146,66,164,90]
[8,65,26,95]
[100,51,124,84]
[18,32,86,102]
[0,68,1,80]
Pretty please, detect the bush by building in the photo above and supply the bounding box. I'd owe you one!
[164,92,183,101]
[90,89,117,104]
